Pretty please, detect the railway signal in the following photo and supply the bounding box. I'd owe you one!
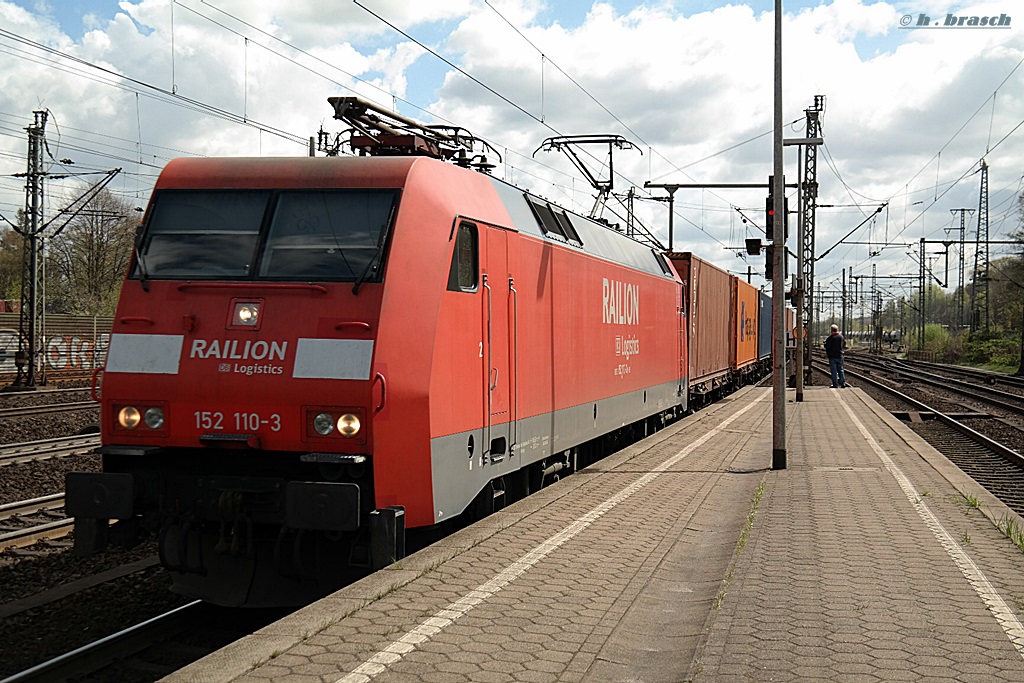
[765,190,788,240]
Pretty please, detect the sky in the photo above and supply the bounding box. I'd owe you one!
[0,0,1022,314]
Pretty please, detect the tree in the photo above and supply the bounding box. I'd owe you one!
[46,187,136,315]
[0,212,27,308]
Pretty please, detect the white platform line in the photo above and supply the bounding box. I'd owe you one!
[334,393,770,683]
[838,393,1024,659]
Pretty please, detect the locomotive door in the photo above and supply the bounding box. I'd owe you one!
[678,281,688,410]
[481,226,517,464]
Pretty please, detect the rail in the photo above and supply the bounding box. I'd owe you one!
[0,601,204,683]
[0,402,97,420]
[0,434,99,466]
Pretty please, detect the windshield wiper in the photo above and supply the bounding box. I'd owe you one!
[352,205,395,295]
[133,227,150,293]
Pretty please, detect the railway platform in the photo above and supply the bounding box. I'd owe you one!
[161,385,1024,682]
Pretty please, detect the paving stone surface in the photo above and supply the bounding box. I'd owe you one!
[694,388,1024,682]
[162,387,1024,683]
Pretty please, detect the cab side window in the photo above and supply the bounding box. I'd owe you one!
[447,222,478,292]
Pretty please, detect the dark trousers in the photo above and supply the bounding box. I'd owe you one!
[829,357,846,387]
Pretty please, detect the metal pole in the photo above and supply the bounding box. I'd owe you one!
[771,0,786,470]
[841,269,846,336]
[667,189,676,251]
[795,142,804,402]
[919,238,926,350]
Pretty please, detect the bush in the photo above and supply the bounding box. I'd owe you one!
[908,323,949,354]
[962,333,1021,369]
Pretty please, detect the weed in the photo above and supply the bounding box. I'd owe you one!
[960,532,971,546]
[372,582,405,601]
[964,493,980,509]
[998,515,1024,553]
[714,480,765,610]
[416,556,448,579]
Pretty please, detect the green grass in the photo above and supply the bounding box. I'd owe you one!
[999,514,1024,553]
[714,480,765,611]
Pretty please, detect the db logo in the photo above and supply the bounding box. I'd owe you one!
[218,363,231,373]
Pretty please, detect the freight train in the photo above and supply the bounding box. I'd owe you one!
[66,98,783,607]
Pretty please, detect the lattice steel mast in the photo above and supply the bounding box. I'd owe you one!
[971,159,989,332]
[14,111,48,388]
[800,95,824,384]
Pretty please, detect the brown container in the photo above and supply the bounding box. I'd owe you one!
[666,252,731,385]
[732,277,759,370]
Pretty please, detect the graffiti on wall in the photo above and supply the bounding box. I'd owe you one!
[0,329,110,373]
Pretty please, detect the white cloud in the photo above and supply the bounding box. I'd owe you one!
[0,0,1021,290]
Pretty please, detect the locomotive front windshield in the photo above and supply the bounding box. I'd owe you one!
[133,189,398,282]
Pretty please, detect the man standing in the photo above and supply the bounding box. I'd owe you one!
[824,324,848,388]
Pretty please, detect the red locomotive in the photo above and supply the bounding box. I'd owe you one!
[67,99,782,606]
[66,99,708,606]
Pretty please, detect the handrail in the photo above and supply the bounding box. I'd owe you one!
[482,273,492,460]
[335,321,372,330]
[509,276,518,457]
[373,372,387,413]
[117,316,154,326]
[90,367,103,402]
[177,282,328,293]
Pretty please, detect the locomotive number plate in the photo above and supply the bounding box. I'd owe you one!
[195,411,282,432]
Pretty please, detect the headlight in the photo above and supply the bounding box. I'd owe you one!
[313,412,335,436]
[118,406,141,429]
[232,301,260,326]
[338,413,361,437]
[144,407,165,429]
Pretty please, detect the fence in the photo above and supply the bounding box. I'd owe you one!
[0,313,113,374]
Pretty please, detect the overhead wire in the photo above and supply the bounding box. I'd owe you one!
[10,1,1016,279]
[0,27,309,147]
[2,2,777,255]
[819,54,1024,281]
[477,1,779,250]
[180,0,644,223]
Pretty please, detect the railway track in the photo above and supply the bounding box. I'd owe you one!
[2,601,204,683]
[847,353,1024,415]
[0,386,90,399]
[0,434,99,466]
[3,601,290,683]
[901,357,1024,391]
[0,402,97,420]
[0,493,64,520]
[0,371,95,387]
[0,436,100,550]
[0,494,73,552]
